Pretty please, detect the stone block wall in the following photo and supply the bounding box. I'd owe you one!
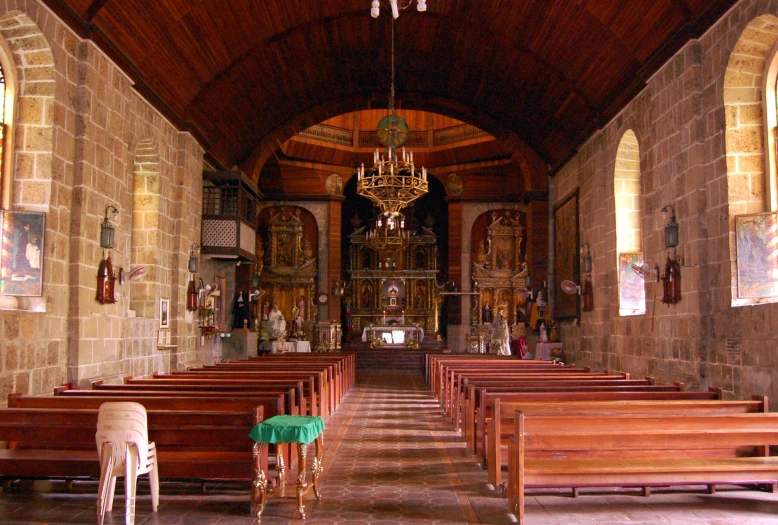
[0,2,204,404]
[550,0,778,401]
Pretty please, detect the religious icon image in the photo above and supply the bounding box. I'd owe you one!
[0,211,45,296]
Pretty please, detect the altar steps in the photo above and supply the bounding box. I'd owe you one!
[346,344,450,373]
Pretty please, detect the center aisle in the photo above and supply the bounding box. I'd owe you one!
[263,369,513,524]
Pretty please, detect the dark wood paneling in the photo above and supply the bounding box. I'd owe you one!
[41,0,738,173]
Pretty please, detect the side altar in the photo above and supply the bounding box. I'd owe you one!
[472,211,529,325]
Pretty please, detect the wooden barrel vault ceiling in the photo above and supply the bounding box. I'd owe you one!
[44,0,738,181]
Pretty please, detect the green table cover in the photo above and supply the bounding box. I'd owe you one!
[249,415,325,445]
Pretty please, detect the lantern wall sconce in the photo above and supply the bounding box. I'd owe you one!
[100,205,119,250]
[188,243,201,273]
[661,204,679,249]
[581,243,592,274]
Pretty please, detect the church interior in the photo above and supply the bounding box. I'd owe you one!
[3,0,778,524]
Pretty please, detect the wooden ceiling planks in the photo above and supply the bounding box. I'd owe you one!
[41,0,738,174]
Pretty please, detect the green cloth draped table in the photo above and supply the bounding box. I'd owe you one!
[249,415,325,519]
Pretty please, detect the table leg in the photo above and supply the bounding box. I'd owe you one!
[251,442,267,518]
[312,434,324,500]
[296,442,308,518]
[276,447,286,484]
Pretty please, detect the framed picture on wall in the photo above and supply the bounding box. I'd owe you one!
[159,298,170,329]
[553,190,579,320]
[0,211,45,296]
[736,212,778,299]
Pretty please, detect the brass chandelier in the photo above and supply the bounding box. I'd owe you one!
[357,11,428,220]
[364,211,410,255]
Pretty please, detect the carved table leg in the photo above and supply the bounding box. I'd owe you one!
[276,447,286,488]
[296,442,308,518]
[312,434,324,500]
[252,442,267,518]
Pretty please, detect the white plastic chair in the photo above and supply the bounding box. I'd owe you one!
[95,402,159,525]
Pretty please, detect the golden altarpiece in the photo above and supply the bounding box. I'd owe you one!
[256,207,316,331]
[345,223,441,344]
[472,211,529,326]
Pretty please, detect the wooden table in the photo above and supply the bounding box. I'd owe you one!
[249,415,325,518]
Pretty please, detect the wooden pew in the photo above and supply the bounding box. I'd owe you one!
[8,392,293,473]
[206,362,342,409]
[0,406,267,517]
[169,369,331,417]
[486,395,769,488]
[470,387,723,465]
[444,368,613,418]
[451,374,643,430]
[425,354,528,389]
[436,361,575,406]
[248,353,356,395]
[507,412,778,524]
[96,377,309,416]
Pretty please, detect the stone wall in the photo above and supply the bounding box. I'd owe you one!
[551,0,778,401]
[0,2,204,404]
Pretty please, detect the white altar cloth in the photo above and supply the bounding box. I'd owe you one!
[361,325,424,345]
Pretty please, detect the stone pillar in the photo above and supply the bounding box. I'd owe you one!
[327,200,342,324]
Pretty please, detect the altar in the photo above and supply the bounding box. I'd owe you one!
[362,325,424,346]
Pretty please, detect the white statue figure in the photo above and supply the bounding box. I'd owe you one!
[268,303,286,339]
[490,312,511,356]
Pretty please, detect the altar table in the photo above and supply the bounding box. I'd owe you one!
[249,415,325,518]
[361,325,424,345]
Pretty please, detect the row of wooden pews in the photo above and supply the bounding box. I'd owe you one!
[426,354,778,525]
[0,352,354,518]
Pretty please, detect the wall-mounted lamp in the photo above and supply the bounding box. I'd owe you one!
[581,243,592,274]
[661,204,679,248]
[100,205,119,250]
[188,243,201,273]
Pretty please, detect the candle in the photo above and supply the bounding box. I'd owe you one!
[383,310,386,324]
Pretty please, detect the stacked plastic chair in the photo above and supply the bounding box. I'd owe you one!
[95,402,159,525]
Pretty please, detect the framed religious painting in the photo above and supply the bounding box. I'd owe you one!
[0,211,45,296]
[735,212,778,299]
[553,190,579,320]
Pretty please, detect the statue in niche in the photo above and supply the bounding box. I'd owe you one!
[482,302,492,323]
[415,250,425,269]
[298,295,306,321]
[362,286,371,308]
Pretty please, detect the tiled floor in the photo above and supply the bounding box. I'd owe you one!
[2,370,778,524]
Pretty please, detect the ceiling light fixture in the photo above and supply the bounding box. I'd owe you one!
[371,0,427,19]
[358,9,429,219]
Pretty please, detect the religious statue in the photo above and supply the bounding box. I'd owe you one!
[482,302,492,323]
[232,291,249,329]
[490,312,511,355]
[298,295,306,321]
[262,299,270,320]
[292,306,303,337]
[268,303,286,339]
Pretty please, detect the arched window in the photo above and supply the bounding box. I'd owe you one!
[725,16,778,306]
[615,130,646,316]
[0,38,17,210]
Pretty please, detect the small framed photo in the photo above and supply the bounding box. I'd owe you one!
[159,298,170,329]
[157,330,165,346]
[165,330,172,346]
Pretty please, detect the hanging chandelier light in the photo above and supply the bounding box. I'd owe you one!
[357,7,429,219]
[364,209,411,255]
